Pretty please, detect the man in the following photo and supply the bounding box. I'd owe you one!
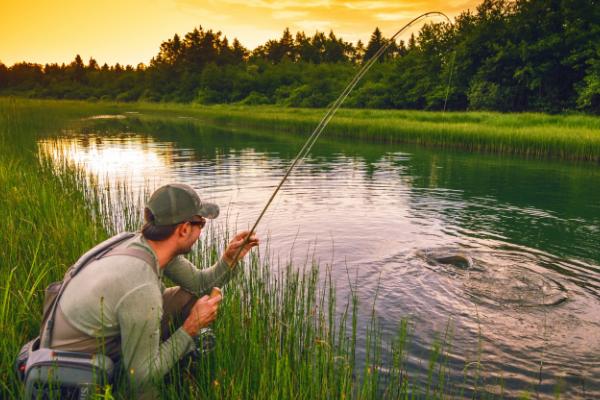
[41,183,258,395]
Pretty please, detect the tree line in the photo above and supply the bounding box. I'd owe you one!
[0,0,598,113]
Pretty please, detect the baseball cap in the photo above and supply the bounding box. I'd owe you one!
[147,183,219,226]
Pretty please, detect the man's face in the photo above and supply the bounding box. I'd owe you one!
[176,216,205,255]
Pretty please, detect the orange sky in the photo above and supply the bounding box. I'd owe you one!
[1,0,480,66]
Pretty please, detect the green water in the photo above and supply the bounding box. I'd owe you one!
[40,116,600,398]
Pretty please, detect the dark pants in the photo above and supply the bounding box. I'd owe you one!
[161,286,198,340]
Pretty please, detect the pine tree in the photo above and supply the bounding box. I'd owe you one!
[364,27,385,63]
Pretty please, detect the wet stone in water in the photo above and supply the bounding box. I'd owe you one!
[417,247,479,270]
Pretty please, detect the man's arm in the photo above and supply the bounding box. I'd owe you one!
[164,255,235,296]
[117,284,194,389]
[164,230,259,296]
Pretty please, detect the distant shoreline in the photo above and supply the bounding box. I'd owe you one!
[3,97,600,162]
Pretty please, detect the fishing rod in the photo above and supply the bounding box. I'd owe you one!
[229,11,452,266]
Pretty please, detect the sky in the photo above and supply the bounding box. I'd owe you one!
[1,0,480,67]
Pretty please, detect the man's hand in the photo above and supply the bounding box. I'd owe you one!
[223,230,259,267]
[182,294,222,337]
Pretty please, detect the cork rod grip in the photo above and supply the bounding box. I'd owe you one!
[209,287,222,299]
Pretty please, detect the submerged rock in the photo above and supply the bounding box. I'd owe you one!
[417,247,478,270]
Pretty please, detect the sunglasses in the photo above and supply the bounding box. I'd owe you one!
[188,217,206,228]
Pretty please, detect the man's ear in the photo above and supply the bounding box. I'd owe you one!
[175,222,190,238]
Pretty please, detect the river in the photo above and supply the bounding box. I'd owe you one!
[39,115,600,398]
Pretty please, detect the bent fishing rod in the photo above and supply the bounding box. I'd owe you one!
[229,11,452,266]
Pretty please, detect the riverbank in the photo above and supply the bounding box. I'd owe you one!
[4,97,600,162]
[133,102,600,162]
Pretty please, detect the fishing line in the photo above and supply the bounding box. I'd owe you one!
[230,11,453,265]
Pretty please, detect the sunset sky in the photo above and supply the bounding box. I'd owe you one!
[1,0,480,67]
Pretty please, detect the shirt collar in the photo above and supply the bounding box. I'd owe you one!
[135,233,163,279]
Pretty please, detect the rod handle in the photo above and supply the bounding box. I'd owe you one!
[209,287,222,299]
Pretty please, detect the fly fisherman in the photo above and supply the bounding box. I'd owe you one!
[40,183,258,397]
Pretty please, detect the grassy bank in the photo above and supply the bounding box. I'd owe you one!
[0,98,113,395]
[129,102,600,162]
[5,97,600,162]
[1,98,571,398]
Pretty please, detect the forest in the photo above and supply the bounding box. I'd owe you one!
[1,0,598,113]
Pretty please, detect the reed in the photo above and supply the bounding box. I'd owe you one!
[0,98,112,395]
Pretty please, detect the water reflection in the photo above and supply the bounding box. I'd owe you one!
[38,119,600,398]
[38,135,175,188]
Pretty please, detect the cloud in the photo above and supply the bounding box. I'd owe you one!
[375,12,415,21]
[181,7,232,21]
[272,10,309,19]
[294,20,337,32]
[180,0,331,10]
[342,1,392,10]
[174,0,479,46]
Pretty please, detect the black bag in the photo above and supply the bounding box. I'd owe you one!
[15,232,153,399]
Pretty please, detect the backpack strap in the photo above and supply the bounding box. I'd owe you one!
[68,232,137,278]
[40,232,147,348]
[102,247,156,274]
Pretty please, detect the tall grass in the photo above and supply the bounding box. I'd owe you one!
[128,103,600,162]
[0,98,113,395]
[4,97,600,162]
[0,98,568,399]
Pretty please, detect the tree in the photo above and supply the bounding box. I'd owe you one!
[69,54,86,82]
[397,40,407,57]
[353,40,365,64]
[279,28,296,61]
[8,63,44,90]
[295,31,319,63]
[231,38,249,64]
[323,31,349,63]
[181,27,222,70]
[577,49,600,113]
[154,33,182,66]
[407,33,416,50]
[87,57,99,70]
[364,27,385,63]
[0,62,8,89]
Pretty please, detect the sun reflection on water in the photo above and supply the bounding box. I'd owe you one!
[38,135,175,192]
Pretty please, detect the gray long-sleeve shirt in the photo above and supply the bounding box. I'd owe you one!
[50,233,236,390]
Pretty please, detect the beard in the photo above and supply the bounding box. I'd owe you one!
[176,239,197,255]
[177,244,194,255]
[176,232,200,256]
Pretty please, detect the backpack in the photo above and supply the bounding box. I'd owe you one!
[15,232,154,399]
